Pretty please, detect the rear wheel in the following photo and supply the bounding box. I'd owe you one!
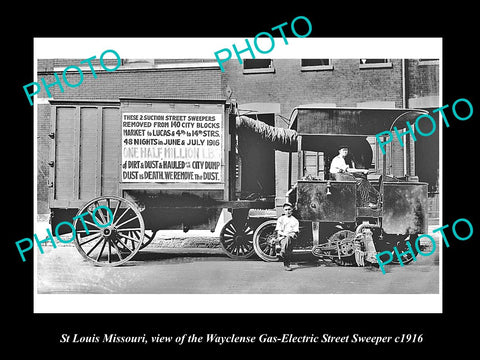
[73,196,145,266]
[219,220,255,259]
[253,220,279,262]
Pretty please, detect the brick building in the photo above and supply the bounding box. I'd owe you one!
[36,57,439,220]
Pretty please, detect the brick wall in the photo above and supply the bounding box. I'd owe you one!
[37,61,223,100]
[37,104,51,214]
[223,59,404,120]
[406,59,440,100]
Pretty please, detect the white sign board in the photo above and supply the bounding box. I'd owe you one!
[121,113,223,183]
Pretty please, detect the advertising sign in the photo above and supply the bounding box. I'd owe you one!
[121,112,223,183]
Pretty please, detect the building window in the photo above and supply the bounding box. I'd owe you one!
[122,59,155,67]
[243,59,275,74]
[301,59,333,71]
[302,151,325,180]
[119,59,220,70]
[418,59,439,66]
[359,59,393,69]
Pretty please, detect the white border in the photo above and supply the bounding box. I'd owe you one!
[35,294,441,313]
[34,37,442,59]
[33,37,442,314]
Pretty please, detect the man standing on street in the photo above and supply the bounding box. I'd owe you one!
[275,202,299,271]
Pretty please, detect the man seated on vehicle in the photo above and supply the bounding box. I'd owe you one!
[275,202,299,271]
[329,145,380,208]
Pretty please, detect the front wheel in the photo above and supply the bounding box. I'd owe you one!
[382,234,419,265]
[253,220,280,262]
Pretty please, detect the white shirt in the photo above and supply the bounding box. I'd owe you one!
[329,155,351,174]
[275,215,299,237]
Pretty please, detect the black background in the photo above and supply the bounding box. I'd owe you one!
[7,4,478,355]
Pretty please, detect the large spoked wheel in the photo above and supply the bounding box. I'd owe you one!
[253,220,279,262]
[73,196,145,266]
[219,219,255,259]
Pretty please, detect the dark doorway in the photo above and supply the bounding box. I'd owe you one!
[415,110,440,194]
[414,109,440,221]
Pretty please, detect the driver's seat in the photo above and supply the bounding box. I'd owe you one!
[329,172,356,181]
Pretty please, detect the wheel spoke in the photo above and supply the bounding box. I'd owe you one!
[110,240,124,261]
[223,236,234,243]
[95,239,107,261]
[77,229,101,234]
[236,244,243,255]
[79,232,103,246]
[239,244,246,255]
[115,215,138,229]
[224,227,235,236]
[130,230,141,248]
[232,244,239,255]
[112,199,121,223]
[263,237,273,254]
[87,209,107,227]
[119,233,142,243]
[117,227,143,233]
[130,230,141,239]
[114,237,134,252]
[119,239,134,252]
[94,201,108,224]
[130,231,142,248]
[225,240,235,252]
[82,219,102,229]
[107,240,112,263]
[86,236,105,256]
[112,207,130,227]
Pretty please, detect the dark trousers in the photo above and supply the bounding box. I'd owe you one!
[355,175,379,206]
[279,234,296,266]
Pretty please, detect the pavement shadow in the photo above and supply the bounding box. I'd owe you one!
[291,259,337,270]
[132,249,231,264]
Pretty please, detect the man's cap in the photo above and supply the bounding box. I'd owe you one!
[283,202,294,208]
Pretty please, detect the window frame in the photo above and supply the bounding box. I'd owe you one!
[359,59,393,69]
[302,150,326,180]
[300,59,334,72]
[242,59,275,74]
[418,59,439,66]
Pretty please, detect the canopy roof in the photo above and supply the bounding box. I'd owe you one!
[289,106,428,136]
